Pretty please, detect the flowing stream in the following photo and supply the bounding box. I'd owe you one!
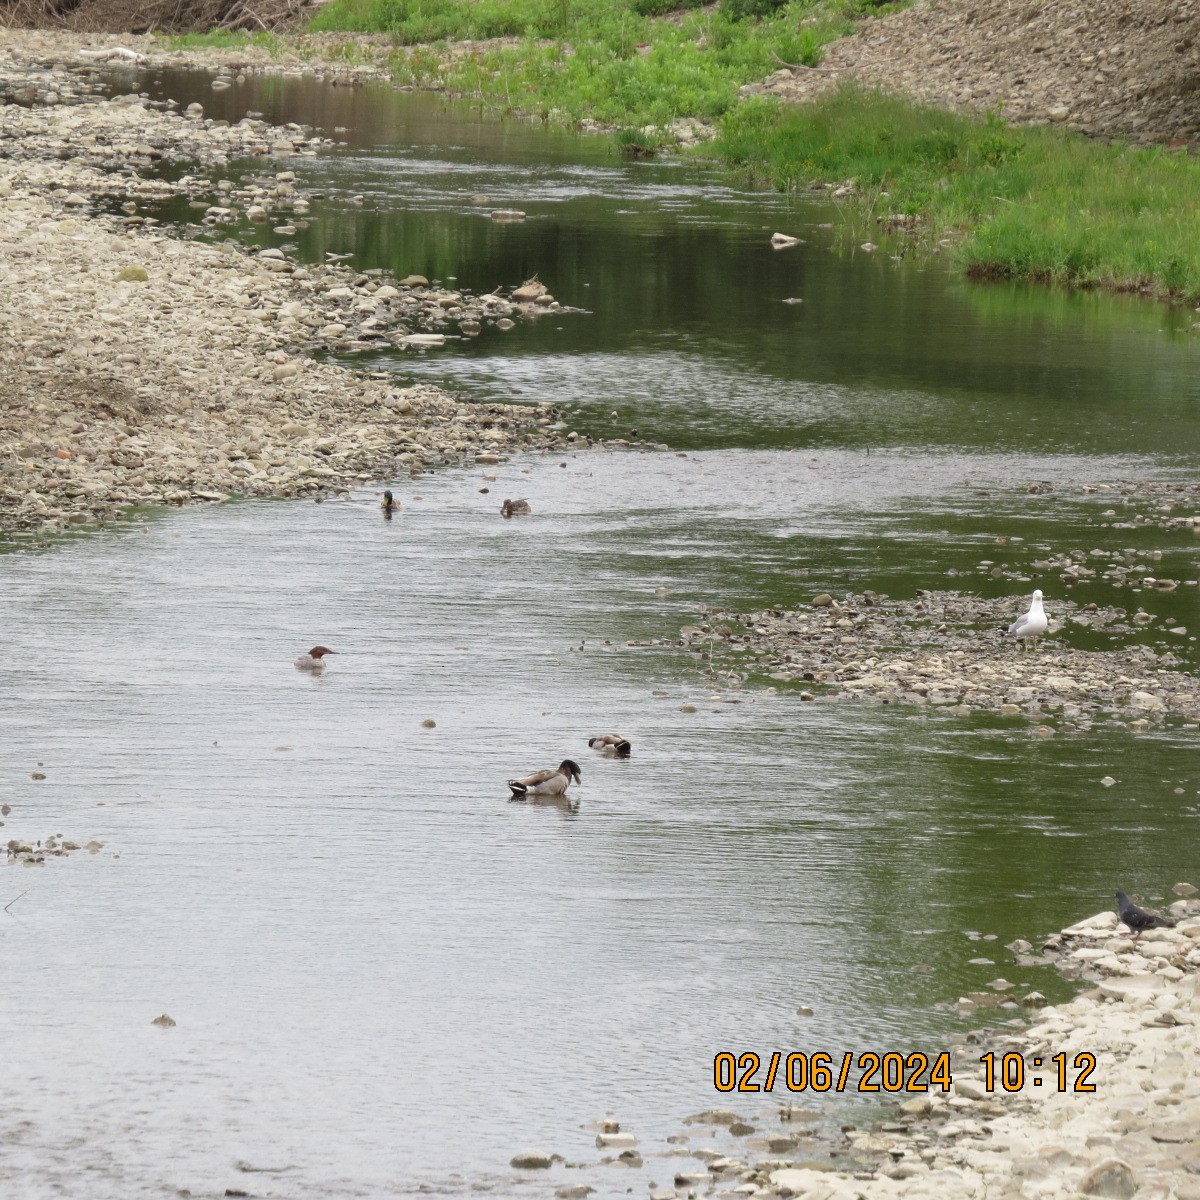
[2,69,1200,1200]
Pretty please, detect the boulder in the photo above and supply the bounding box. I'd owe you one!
[1078,1159,1136,1199]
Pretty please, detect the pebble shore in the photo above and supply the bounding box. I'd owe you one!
[0,34,579,535]
[686,590,1200,730]
[663,902,1200,1200]
[504,899,1200,1200]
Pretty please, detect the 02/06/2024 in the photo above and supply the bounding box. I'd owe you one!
[713,1051,1098,1094]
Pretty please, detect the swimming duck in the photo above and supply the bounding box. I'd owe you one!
[381,490,398,515]
[500,498,532,518]
[295,646,337,670]
[508,759,582,796]
[588,734,632,757]
[1003,588,1048,650]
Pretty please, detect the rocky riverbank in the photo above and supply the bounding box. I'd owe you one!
[739,898,1200,1200]
[1,26,395,88]
[684,589,1200,731]
[0,36,586,534]
[508,893,1200,1200]
[745,0,1200,147]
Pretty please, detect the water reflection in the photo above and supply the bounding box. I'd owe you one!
[109,68,1200,457]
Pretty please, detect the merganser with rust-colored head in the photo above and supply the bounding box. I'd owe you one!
[508,759,582,796]
[295,646,337,670]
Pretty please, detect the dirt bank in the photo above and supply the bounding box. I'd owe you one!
[749,0,1200,146]
[0,0,312,35]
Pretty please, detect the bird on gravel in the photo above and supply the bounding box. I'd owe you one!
[1115,890,1174,938]
[1003,588,1048,650]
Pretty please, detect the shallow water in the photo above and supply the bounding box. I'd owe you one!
[3,70,1200,1200]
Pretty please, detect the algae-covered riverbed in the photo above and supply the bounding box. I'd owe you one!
[2,65,1200,1200]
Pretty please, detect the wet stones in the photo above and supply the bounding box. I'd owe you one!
[0,127,576,534]
[510,1151,553,1169]
[595,1131,636,1149]
[694,589,1200,728]
[8,835,104,864]
[1079,1159,1138,1200]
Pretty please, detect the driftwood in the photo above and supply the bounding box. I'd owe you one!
[77,46,147,60]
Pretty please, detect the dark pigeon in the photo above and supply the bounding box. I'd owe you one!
[1116,890,1174,938]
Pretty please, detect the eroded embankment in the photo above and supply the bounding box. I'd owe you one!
[0,39,586,533]
[746,0,1200,147]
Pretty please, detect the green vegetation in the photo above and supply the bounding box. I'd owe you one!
[308,0,892,127]
[721,88,1200,297]
[165,30,282,52]
[172,0,1200,301]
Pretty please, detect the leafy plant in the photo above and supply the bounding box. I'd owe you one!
[721,0,787,20]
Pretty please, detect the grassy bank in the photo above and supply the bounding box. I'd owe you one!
[167,0,1200,301]
[306,0,894,129]
[721,89,1200,298]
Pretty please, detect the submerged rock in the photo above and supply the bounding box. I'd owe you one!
[1078,1159,1137,1199]
[510,1151,552,1169]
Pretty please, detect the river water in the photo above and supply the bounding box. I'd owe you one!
[2,70,1199,1200]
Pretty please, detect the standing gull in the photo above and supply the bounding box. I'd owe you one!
[1003,588,1048,650]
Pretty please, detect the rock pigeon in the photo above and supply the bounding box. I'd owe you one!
[1115,890,1174,938]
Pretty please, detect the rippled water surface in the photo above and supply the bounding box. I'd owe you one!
[3,70,1200,1200]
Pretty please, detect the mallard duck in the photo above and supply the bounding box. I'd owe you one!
[588,734,632,757]
[381,490,398,515]
[508,759,582,796]
[1003,589,1048,649]
[295,646,337,670]
[500,498,532,518]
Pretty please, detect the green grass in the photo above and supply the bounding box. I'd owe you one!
[308,0,895,128]
[169,0,1200,302]
[720,88,1200,298]
[162,30,283,52]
